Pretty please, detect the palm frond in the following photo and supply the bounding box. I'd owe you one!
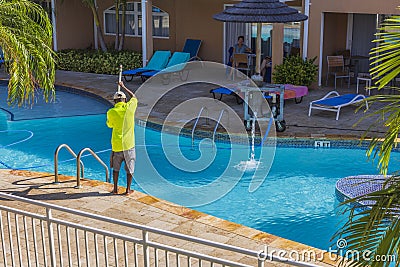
[0,0,55,106]
[355,94,400,175]
[335,176,400,267]
[370,15,400,90]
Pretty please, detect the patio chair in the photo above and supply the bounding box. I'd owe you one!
[141,52,191,82]
[308,91,368,120]
[122,50,171,82]
[335,49,353,71]
[182,39,202,61]
[231,53,251,78]
[326,55,350,89]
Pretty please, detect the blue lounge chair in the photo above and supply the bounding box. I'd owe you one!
[308,91,368,120]
[210,87,243,104]
[141,52,191,80]
[182,39,202,61]
[122,50,171,81]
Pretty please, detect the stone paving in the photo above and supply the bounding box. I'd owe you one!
[0,68,386,266]
[51,69,386,139]
[0,170,338,266]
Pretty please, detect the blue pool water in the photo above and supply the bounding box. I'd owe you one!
[0,87,109,121]
[1,87,399,250]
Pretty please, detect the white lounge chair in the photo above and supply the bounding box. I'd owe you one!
[308,91,368,120]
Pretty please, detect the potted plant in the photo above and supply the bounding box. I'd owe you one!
[272,55,318,86]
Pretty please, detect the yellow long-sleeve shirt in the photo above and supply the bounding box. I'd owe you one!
[106,97,138,152]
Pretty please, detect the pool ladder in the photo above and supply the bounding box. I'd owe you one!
[191,107,228,148]
[54,144,109,188]
[191,107,209,147]
[212,109,229,146]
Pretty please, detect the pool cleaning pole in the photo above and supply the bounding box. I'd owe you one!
[118,65,122,92]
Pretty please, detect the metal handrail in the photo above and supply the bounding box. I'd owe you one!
[191,106,209,147]
[76,147,109,188]
[54,144,84,184]
[212,109,229,145]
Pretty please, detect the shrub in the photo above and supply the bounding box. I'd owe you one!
[56,49,142,75]
[272,56,318,86]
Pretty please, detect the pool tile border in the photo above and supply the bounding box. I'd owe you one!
[1,77,382,150]
[140,117,389,151]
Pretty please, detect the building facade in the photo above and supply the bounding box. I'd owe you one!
[53,0,400,86]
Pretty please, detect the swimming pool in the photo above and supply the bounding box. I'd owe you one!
[1,87,399,250]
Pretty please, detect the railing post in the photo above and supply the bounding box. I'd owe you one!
[142,230,149,267]
[54,147,60,184]
[46,208,57,267]
[76,155,82,189]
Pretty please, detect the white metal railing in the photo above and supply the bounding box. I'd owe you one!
[0,193,323,267]
[54,144,85,184]
[191,106,209,148]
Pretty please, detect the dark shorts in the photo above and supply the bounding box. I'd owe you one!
[110,147,136,174]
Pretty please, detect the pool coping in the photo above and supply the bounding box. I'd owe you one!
[0,77,380,149]
[53,78,387,150]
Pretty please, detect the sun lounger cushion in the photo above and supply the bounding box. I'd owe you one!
[285,84,308,98]
[308,91,368,120]
[141,52,191,78]
[183,39,202,61]
[313,94,362,107]
[265,84,308,103]
[210,87,243,104]
[122,50,171,76]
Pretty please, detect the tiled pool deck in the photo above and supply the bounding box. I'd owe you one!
[0,69,386,265]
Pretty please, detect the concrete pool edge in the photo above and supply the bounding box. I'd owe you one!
[40,77,372,142]
[0,77,377,147]
[0,169,340,266]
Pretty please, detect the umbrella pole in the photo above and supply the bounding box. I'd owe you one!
[255,23,262,75]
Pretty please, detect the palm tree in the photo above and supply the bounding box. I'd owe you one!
[0,0,55,106]
[335,14,400,267]
[114,0,120,50]
[118,0,127,51]
[81,0,107,52]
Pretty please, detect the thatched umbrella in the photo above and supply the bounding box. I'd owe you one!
[213,0,308,77]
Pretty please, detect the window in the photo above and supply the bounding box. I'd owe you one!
[104,2,169,38]
[251,22,301,57]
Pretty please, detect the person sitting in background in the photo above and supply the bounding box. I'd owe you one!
[260,56,272,82]
[231,36,252,74]
[233,36,252,54]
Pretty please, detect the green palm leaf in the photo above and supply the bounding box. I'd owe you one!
[335,176,400,267]
[336,12,400,267]
[0,0,55,106]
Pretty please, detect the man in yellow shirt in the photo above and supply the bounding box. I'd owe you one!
[106,81,138,195]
